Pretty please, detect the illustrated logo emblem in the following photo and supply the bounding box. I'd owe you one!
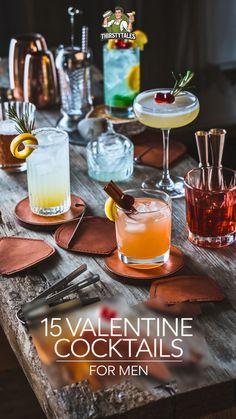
[101,6,136,40]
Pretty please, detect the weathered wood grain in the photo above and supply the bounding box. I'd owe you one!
[0,109,235,419]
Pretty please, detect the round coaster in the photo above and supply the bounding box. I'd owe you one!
[86,104,146,136]
[54,216,117,255]
[15,195,86,231]
[105,246,184,280]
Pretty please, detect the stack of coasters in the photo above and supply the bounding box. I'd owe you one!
[0,237,55,275]
[148,275,225,316]
[54,216,117,256]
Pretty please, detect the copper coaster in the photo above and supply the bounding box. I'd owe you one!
[15,194,86,231]
[105,246,184,280]
[86,104,146,136]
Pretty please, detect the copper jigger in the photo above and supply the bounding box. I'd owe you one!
[195,130,210,189]
[9,33,47,100]
[195,130,210,168]
[23,50,59,109]
[208,128,226,167]
[208,128,226,189]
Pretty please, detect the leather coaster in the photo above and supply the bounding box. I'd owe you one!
[86,104,146,136]
[150,275,225,304]
[104,246,184,280]
[54,216,117,255]
[0,237,55,275]
[133,130,186,168]
[15,194,86,231]
[145,299,202,316]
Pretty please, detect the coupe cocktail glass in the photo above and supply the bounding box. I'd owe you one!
[26,128,71,216]
[103,43,140,118]
[184,167,236,247]
[134,89,199,198]
[115,189,171,268]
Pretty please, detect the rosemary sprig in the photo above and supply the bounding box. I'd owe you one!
[171,70,194,96]
[7,105,35,134]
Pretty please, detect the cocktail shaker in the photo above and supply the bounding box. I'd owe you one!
[23,50,58,109]
[56,7,93,134]
[9,33,47,100]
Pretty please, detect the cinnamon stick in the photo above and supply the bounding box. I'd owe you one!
[104,181,135,211]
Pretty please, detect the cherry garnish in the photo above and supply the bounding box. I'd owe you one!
[100,306,118,321]
[115,39,132,49]
[154,92,175,104]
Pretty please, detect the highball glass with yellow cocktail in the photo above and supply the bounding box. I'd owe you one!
[26,128,71,216]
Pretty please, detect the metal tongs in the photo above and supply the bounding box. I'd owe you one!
[17,264,100,325]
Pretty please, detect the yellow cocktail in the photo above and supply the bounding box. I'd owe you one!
[134,88,199,198]
[26,128,71,216]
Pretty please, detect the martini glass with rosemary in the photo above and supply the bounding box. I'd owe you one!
[134,71,200,198]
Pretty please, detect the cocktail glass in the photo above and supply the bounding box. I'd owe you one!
[134,89,199,198]
[103,43,140,118]
[26,128,71,216]
[0,101,35,172]
[114,189,171,268]
[184,167,236,247]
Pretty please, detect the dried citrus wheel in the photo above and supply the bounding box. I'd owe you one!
[133,30,148,51]
[104,197,117,222]
[127,64,140,92]
[10,133,38,159]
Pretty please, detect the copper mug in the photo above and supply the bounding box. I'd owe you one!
[23,50,59,109]
[9,33,47,100]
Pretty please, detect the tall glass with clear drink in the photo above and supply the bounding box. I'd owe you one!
[26,128,71,216]
[103,43,140,118]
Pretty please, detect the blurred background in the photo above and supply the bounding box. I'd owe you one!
[0,0,236,167]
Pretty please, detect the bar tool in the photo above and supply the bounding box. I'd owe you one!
[23,50,58,108]
[208,128,226,167]
[9,33,47,100]
[208,128,226,189]
[56,7,93,138]
[17,264,101,324]
[194,130,210,189]
[195,130,210,168]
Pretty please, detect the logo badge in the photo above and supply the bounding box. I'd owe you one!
[101,6,136,40]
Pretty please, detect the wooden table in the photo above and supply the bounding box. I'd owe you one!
[0,109,236,419]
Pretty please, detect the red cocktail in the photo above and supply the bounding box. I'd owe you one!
[184,167,236,247]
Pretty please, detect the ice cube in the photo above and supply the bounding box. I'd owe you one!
[0,120,18,135]
[125,222,146,233]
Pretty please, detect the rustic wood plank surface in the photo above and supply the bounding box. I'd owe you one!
[0,108,236,419]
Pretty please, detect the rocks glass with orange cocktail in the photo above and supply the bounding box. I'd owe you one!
[104,183,171,269]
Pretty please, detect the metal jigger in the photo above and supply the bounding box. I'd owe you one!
[208,128,226,167]
[208,128,226,189]
[195,130,210,189]
[195,130,210,168]
[56,7,93,142]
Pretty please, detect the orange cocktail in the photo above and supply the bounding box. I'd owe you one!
[115,190,171,268]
